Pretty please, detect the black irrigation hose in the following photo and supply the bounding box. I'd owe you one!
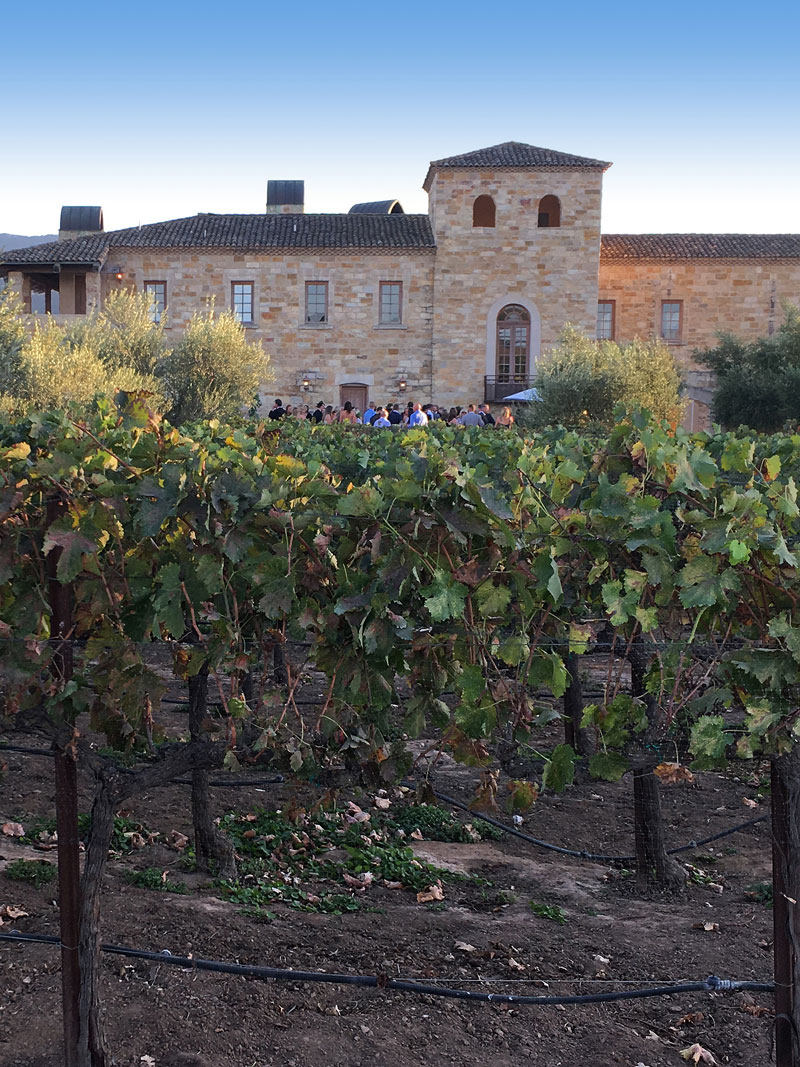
[0,932,773,1005]
[170,775,284,787]
[0,743,53,756]
[0,747,768,860]
[0,743,283,788]
[427,787,769,866]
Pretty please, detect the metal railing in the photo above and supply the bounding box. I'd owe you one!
[484,375,536,404]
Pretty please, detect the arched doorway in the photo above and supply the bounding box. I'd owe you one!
[495,304,530,382]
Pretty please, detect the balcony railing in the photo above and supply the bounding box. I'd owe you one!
[484,375,536,404]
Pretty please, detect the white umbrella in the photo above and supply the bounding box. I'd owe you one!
[501,387,541,402]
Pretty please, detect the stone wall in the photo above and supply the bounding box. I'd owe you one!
[101,250,435,409]
[598,257,800,365]
[428,166,604,403]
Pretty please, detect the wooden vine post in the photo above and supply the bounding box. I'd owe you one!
[771,753,800,1066]
[47,496,81,1067]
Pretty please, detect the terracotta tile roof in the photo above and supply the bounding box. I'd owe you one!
[1,213,436,269]
[601,234,800,260]
[423,141,610,189]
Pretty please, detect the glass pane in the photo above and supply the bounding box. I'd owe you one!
[380,283,401,323]
[513,327,528,377]
[145,283,165,323]
[597,302,613,339]
[498,303,529,323]
[661,302,681,339]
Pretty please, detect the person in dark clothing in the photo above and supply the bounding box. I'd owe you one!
[312,401,325,424]
[269,399,286,420]
[480,403,495,426]
[388,405,403,425]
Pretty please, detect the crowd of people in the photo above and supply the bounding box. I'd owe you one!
[267,398,515,427]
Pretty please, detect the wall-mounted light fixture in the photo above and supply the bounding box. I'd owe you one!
[113,266,124,281]
[301,377,311,392]
[398,378,407,392]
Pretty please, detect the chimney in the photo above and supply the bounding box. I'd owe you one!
[59,206,104,242]
[266,180,304,215]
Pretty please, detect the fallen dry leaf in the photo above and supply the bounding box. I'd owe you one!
[454,941,477,953]
[167,831,189,851]
[654,762,695,785]
[409,829,423,841]
[342,871,373,890]
[692,921,720,933]
[680,1043,719,1065]
[2,822,25,838]
[372,797,391,810]
[740,1002,771,1017]
[416,881,444,904]
[743,797,759,808]
[678,1012,705,1026]
[508,957,526,971]
[383,880,403,890]
[0,904,30,924]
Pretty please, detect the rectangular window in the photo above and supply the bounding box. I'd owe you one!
[144,281,167,323]
[597,300,615,340]
[232,281,254,324]
[305,281,328,323]
[379,281,403,324]
[661,300,682,341]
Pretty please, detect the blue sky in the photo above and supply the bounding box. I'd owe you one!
[3,0,799,236]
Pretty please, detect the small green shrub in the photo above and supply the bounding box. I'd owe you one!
[4,859,57,887]
[127,868,187,894]
[387,803,503,842]
[529,900,567,924]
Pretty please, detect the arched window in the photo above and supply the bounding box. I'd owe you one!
[538,195,561,228]
[496,304,530,382]
[473,195,496,228]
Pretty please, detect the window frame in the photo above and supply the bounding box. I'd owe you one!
[378,281,403,325]
[304,280,329,324]
[660,299,683,342]
[597,300,616,341]
[144,280,167,324]
[231,280,255,325]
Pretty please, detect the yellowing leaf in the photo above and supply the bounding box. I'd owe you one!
[416,881,444,903]
[654,762,695,785]
[680,1043,719,1065]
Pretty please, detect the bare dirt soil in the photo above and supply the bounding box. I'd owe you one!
[0,695,775,1067]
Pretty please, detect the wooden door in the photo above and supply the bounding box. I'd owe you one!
[339,384,368,411]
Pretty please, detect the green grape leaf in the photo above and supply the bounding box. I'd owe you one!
[588,751,628,782]
[422,570,468,622]
[542,744,577,793]
[475,581,512,618]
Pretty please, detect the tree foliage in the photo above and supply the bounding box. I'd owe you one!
[696,305,800,431]
[525,325,684,429]
[156,308,271,424]
[0,289,271,423]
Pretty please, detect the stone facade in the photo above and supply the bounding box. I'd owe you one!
[427,166,603,400]
[598,257,800,355]
[99,250,435,408]
[4,141,800,416]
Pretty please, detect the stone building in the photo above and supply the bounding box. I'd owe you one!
[3,142,799,421]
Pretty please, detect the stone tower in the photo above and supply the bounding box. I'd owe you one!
[424,142,611,404]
